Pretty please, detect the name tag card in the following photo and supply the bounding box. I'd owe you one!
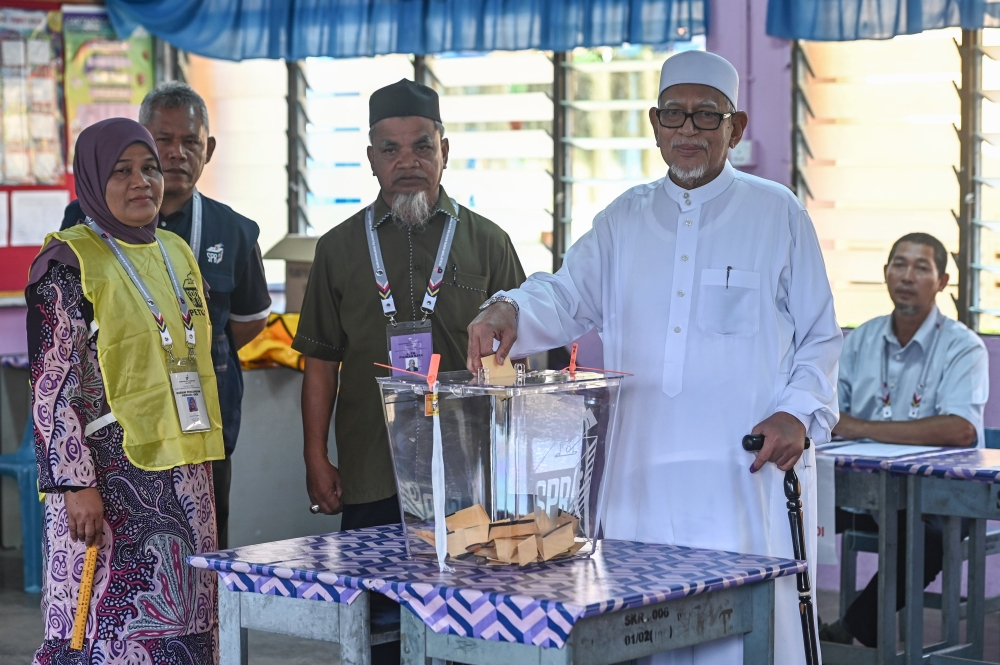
[169,357,211,433]
[387,319,433,376]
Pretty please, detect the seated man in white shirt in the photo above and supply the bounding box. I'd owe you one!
[821,232,988,647]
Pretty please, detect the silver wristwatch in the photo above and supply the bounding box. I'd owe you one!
[479,295,519,323]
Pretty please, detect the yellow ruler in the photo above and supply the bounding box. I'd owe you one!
[69,545,98,650]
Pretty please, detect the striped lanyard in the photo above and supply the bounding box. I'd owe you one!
[189,190,203,260]
[365,201,458,325]
[879,313,943,420]
[84,217,196,353]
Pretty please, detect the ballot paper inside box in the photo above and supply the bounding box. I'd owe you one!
[377,369,623,566]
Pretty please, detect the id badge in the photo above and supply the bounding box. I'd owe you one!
[387,320,433,376]
[167,354,211,433]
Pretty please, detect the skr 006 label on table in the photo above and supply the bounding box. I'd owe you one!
[623,607,669,626]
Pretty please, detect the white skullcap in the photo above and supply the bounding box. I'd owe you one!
[659,50,739,109]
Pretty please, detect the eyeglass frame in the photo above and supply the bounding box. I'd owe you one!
[654,108,734,131]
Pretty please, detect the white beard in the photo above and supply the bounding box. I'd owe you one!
[669,162,708,187]
[391,191,432,229]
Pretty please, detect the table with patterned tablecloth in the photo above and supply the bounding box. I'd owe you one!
[188,525,805,665]
[817,443,999,665]
[879,448,1000,665]
[815,442,949,665]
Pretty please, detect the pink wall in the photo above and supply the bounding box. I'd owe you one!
[707,0,793,187]
[0,307,27,357]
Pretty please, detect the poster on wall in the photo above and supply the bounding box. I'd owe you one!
[0,8,65,185]
[10,189,69,246]
[0,192,8,248]
[62,6,153,168]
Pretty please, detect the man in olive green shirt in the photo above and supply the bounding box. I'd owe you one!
[293,79,526,532]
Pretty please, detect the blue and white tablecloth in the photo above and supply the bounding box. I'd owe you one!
[882,448,1000,483]
[817,442,1000,483]
[188,525,804,648]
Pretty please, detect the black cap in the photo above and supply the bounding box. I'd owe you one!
[369,79,441,127]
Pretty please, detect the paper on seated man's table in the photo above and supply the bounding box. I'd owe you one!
[815,441,949,566]
[824,441,948,459]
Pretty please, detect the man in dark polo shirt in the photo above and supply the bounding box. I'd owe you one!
[294,80,525,530]
[60,82,271,548]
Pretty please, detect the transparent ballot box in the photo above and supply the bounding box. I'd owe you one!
[377,368,623,566]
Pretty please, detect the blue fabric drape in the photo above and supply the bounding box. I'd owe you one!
[767,0,1000,41]
[106,0,706,61]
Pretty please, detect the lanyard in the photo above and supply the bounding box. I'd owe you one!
[84,217,196,352]
[879,312,944,420]
[365,201,458,324]
[189,190,203,260]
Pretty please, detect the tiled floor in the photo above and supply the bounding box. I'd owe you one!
[0,588,44,664]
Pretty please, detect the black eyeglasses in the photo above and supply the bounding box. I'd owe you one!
[655,108,733,131]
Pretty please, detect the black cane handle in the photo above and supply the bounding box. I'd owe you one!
[742,433,811,452]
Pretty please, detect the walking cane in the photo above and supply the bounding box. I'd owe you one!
[742,434,820,665]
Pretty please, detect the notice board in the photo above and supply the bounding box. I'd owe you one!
[0,2,153,296]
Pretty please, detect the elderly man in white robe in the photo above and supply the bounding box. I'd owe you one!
[467,50,842,665]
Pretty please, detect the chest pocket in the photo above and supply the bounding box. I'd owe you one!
[441,268,490,324]
[446,268,489,295]
[697,268,760,337]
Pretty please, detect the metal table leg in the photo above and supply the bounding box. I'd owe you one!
[877,472,902,665]
[824,471,908,665]
[941,516,962,647]
[219,586,248,665]
[217,584,392,665]
[340,592,373,665]
[400,608,444,665]
[904,475,925,665]
[742,581,775,665]
[966,518,987,660]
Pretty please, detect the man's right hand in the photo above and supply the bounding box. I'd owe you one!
[306,456,343,515]
[466,302,518,372]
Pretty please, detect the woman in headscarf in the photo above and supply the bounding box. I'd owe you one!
[27,118,223,664]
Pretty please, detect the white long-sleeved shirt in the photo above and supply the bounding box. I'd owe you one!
[839,305,988,446]
[501,161,843,665]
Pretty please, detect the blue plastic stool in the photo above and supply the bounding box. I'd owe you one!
[0,420,43,593]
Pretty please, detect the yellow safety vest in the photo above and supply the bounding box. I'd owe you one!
[46,225,224,471]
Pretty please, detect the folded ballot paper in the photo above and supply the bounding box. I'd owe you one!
[413,503,585,566]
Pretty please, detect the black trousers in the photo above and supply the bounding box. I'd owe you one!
[837,508,968,647]
[342,495,402,665]
[211,456,232,550]
[341,494,402,531]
